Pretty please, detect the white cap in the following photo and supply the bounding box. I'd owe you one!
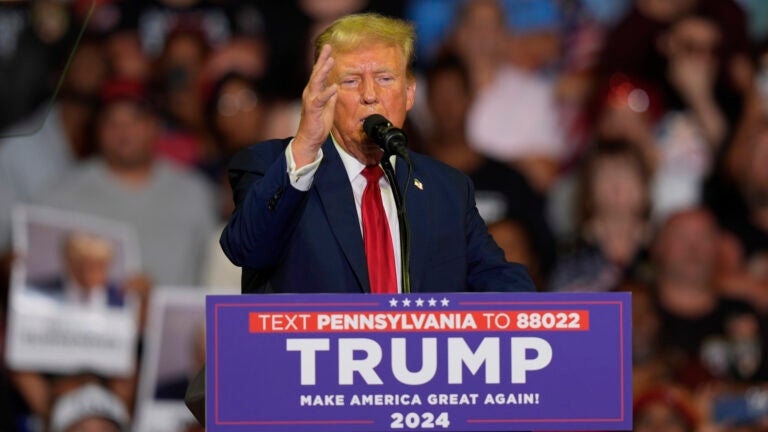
[49,383,129,432]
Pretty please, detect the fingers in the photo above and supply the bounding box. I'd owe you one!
[317,83,338,105]
[294,44,337,161]
[308,44,335,93]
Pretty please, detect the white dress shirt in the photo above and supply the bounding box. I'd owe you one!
[284,137,402,292]
[65,278,109,309]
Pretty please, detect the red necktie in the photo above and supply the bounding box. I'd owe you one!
[361,165,397,294]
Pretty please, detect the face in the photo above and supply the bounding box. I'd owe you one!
[666,17,721,69]
[590,155,646,216]
[455,0,506,60]
[64,237,114,292]
[214,79,264,150]
[330,43,415,165]
[427,68,469,133]
[98,101,158,169]
[654,211,718,283]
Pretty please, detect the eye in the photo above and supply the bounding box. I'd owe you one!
[377,75,395,84]
[340,77,359,87]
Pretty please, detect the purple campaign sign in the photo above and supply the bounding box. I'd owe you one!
[206,292,631,431]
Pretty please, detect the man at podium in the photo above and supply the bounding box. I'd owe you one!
[220,13,534,295]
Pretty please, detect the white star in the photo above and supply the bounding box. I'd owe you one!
[440,298,450,307]
[389,298,398,307]
[428,298,437,307]
[415,298,424,307]
[401,298,412,307]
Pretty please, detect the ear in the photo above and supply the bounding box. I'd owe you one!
[405,76,416,111]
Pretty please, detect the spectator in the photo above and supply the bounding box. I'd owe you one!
[0,38,108,250]
[203,72,268,175]
[650,12,727,221]
[36,79,216,287]
[651,208,768,384]
[199,72,270,292]
[658,11,727,147]
[598,0,752,111]
[446,0,565,191]
[154,25,212,167]
[446,0,508,93]
[421,54,555,283]
[548,139,651,292]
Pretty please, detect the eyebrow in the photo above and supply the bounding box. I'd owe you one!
[338,66,399,76]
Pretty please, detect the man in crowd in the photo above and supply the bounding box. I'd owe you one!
[220,13,534,294]
[38,79,216,287]
[652,208,768,383]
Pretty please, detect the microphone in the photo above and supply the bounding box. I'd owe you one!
[363,114,408,159]
[363,114,413,293]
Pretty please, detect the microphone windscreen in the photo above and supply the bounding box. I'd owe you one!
[363,114,390,139]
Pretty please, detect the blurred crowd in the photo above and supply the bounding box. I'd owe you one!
[2,0,768,430]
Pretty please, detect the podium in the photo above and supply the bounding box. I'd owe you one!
[199,292,631,431]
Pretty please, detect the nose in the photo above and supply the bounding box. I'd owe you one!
[361,78,378,105]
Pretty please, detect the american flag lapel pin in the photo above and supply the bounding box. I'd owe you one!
[414,178,423,190]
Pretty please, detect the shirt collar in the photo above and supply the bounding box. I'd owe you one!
[331,133,396,184]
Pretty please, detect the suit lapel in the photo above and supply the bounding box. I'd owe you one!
[395,153,430,293]
[314,139,370,293]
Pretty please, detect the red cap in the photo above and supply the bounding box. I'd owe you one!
[99,79,151,108]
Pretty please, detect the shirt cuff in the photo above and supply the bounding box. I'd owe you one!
[285,139,323,191]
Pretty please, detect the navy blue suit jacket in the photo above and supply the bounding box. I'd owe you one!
[28,276,125,307]
[220,137,535,294]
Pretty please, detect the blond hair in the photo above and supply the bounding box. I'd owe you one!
[62,231,114,261]
[315,13,416,73]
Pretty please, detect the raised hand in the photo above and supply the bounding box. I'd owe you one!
[292,44,339,168]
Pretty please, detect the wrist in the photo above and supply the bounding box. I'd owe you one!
[292,136,322,169]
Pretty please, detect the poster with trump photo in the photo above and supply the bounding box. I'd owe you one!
[207,291,632,431]
[5,205,141,376]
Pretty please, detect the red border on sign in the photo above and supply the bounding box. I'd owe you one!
[212,300,627,426]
